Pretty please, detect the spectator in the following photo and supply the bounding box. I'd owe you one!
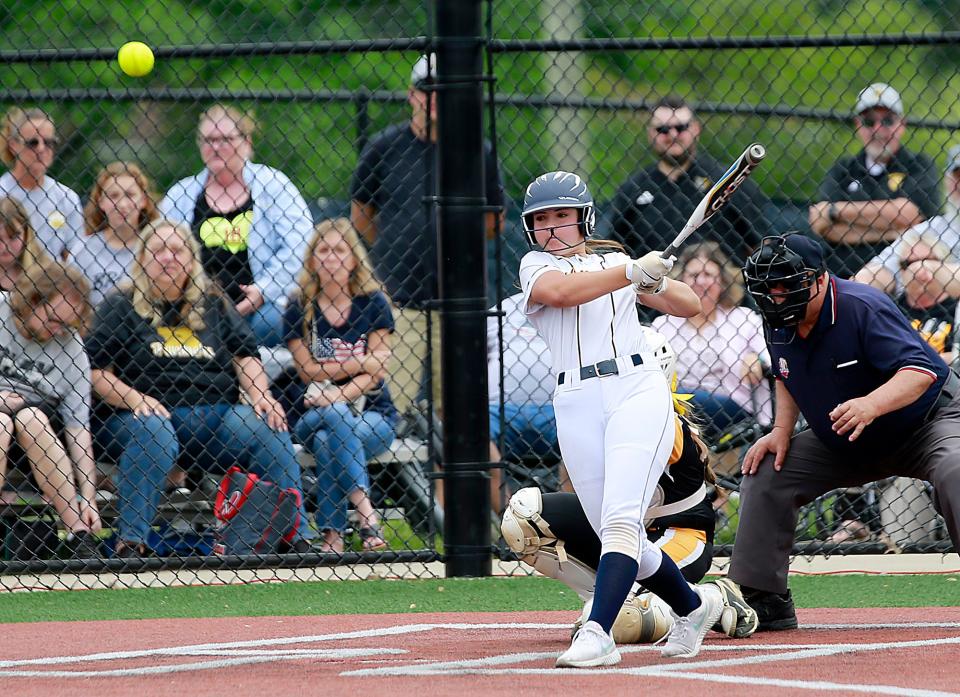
[85,219,313,558]
[0,196,54,294]
[350,54,504,416]
[159,104,313,347]
[487,292,566,495]
[70,161,159,308]
[607,95,771,266]
[0,262,100,558]
[895,229,958,362]
[810,83,940,277]
[652,242,771,441]
[284,218,398,553]
[0,107,83,260]
[855,143,960,295]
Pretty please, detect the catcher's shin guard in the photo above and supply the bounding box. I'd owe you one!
[575,592,673,644]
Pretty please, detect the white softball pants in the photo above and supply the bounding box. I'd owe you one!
[552,353,674,576]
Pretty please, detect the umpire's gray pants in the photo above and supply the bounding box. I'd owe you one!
[729,394,960,594]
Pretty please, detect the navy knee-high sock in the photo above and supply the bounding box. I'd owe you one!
[639,553,700,616]
[587,552,639,633]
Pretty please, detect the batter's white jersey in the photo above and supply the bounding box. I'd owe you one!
[519,250,653,374]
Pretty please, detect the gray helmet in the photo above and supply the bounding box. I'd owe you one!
[521,171,596,247]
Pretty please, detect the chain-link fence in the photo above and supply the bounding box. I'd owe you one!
[0,2,957,591]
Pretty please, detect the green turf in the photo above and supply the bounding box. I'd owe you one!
[0,574,956,623]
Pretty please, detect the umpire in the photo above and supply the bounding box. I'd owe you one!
[728,232,960,630]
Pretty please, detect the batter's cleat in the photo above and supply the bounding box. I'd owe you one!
[709,578,759,638]
[741,587,799,631]
[660,583,724,659]
[555,620,621,668]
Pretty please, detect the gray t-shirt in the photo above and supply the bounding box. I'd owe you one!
[68,233,136,308]
[0,171,83,260]
[0,292,91,428]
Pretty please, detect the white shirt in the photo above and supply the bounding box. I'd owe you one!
[68,232,136,308]
[652,306,772,423]
[519,250,651,374]
[487,293,554,405]
[0,171,83,259]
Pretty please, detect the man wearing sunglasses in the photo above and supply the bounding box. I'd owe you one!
[607,95,772,273]
[810,83,940,279]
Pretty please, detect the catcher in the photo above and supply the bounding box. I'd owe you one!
[500,328,758,643]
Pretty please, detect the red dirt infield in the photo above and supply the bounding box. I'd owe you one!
[1,607,958,697]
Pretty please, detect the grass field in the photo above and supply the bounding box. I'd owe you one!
[0,574,956,624]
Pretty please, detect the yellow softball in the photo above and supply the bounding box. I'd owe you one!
[117,41,154,77]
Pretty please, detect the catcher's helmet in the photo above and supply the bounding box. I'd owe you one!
[743,233,826,329]
[640,326,678,385]
[521,171,595,248]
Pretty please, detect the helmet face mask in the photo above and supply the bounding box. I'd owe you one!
[743,235,824,330]
[522,171,595,250]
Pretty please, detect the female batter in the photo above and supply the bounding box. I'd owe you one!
[518,171,724,667]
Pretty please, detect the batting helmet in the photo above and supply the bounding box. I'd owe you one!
[521,171,596,248]
[743,233,825,329]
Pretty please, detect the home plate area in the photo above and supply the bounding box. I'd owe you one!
[1,609,959,697]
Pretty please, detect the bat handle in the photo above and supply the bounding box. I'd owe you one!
[661,244,678,259]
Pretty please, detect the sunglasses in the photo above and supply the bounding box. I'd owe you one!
[860,116,898,128]
[899,255,940,270]
[17,136,59,150]
[653,122,691,135]
[198,134,244,147]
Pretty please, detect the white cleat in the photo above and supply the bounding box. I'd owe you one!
[555,620,622,668]
[660,584,725,659]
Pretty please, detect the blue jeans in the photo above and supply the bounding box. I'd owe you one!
[102,403,313,545]
[489,403,559,461]
[686,389,749,440]
[293,403,396,532]
[246,301,285,348]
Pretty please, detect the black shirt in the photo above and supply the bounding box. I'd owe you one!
[192,194,256,305]
[768,277,949,455]
[815,148,941,276]
[607,153,772,264]
[86,290,260,408]
[896,294,958,356]
[350,123,504,309]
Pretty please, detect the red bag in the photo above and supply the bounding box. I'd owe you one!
[213,466,302,555]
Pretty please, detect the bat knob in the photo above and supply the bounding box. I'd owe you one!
[747,143,766,163]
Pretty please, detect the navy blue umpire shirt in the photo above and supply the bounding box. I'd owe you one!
[768,276,950,455]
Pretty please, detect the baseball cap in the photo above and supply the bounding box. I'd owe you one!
[854,82,903,116]
[946,144,960,173]
[783,233,826,272]
[410,54,436,89]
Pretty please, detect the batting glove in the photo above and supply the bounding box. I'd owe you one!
[626,252,674,294]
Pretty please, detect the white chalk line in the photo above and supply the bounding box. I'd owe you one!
[2,619,958,688]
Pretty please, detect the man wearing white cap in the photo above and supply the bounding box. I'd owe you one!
[350,54,504,417]
[809,82,940,277]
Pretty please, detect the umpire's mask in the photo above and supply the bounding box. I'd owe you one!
[743,233,826,331]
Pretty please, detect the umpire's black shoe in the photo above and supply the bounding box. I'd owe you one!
[741,587,798,631]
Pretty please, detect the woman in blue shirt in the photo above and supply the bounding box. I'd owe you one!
[284,218,398,553]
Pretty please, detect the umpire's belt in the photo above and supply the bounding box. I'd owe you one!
[558,353,644,386]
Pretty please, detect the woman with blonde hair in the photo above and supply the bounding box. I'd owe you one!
[85,219,313,557]
[159,104,313,346]
[0,196,54,293]
[70,161,159,307]
[0,107,83,260]
[652,241,771,441]
[284,217,398,553]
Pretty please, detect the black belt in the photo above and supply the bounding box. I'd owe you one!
[558,354,644,386]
